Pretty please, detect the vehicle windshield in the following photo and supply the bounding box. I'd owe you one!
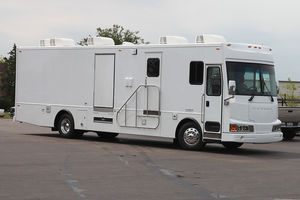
[226,61,277,96]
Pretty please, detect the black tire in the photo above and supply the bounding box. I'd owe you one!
[222,142,243,149]
[173,138,179,146]
[282,129,296,140]
[58,113,81,138]
[96,132,119,139]
[177,122,206,150]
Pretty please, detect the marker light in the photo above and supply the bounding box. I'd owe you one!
[216,48,220,50]
[248,45,252,48]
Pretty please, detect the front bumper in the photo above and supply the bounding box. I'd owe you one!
[222,132,283,143]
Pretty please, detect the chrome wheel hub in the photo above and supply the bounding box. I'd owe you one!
[183,128,200,145]
[61,118,71,134]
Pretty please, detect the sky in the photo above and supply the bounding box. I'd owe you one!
[0,0,300,81]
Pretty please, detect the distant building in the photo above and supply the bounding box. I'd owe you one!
[278,80,300,98]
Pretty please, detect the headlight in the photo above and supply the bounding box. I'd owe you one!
[230,124,254,132]
[272,124,281,132]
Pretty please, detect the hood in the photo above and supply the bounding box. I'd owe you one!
[230,96,277,123]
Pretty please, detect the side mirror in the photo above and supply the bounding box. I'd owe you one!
[229,80,236,95]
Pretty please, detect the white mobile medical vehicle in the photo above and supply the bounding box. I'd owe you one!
[15,35,282,150]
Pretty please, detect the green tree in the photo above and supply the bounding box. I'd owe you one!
[0,44,16,109]
[79,24,146,45]
[280,78,300,107]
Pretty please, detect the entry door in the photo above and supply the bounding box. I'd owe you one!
[204,65,222,138]
[94,54,115,108]
[144,53,162,115]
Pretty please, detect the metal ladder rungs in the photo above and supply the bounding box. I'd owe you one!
[116,85,160,129]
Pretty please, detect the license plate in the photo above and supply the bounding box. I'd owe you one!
[287,122,294,127]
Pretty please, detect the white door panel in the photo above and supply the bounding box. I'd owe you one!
[145,53,161,112]
[204,65,222,138]
[94,54,115,108]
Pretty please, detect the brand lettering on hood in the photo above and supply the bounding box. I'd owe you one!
[251,107,273,111]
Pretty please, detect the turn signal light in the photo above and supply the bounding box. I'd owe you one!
[230,124,238,132]
[230,124,254,132]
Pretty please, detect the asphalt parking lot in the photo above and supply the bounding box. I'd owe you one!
[0,119,300,200]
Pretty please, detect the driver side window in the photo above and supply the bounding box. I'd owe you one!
[206,67,221,96]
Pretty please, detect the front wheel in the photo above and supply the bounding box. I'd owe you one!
[222,142,243,149]
[177,122,206,150]
[282,129,296,140]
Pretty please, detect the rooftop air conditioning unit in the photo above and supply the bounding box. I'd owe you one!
[159,36,188,44]
[195,34,226,44]
[48,38,75,47]
[87,37,115,46]
[40,39,51,47]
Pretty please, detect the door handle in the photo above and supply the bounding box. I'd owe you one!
[206,101,210,107]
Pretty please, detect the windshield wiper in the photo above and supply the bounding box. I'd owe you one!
[269,94,274,102]
[248,95,255,101]
[261,79,274,102]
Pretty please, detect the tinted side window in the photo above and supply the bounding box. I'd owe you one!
[189,61,204,85]
[206,67,221,96]
[147,58,160,77]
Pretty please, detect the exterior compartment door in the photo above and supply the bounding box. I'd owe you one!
[94,54,115,109]
[204,65,222,139]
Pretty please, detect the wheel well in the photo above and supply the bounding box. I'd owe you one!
[175,118,202,139]
[53,110,73,130]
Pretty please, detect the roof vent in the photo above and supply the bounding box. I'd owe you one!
[195,34,226,44]
[49,38,75,46]
[87,37,115,46]
[159,36,188,44]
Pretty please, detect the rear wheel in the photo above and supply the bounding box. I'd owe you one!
[222,142,243,149]
[282,128,296,140]
[58,113,82,138]
[96,132,119,139]
[177,122,206,150]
